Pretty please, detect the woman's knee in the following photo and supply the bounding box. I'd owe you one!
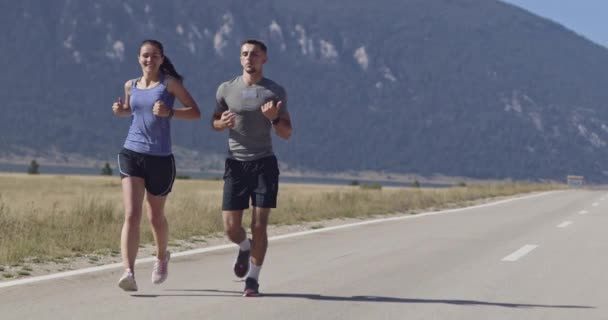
[147,210,166,228]
[124,208,142,224]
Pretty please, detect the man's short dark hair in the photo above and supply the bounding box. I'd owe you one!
[241,39,267,53]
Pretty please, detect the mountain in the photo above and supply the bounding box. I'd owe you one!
[2,0,608,182]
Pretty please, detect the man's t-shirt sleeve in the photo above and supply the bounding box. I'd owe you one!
[215,83,228,114]
[278,86,288,116]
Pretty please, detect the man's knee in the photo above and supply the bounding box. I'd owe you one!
[223,211,245,239]
[225,223,243,236]
[250,221,267,237]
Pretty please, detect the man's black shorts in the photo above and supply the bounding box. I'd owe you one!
[222,155,280,210]
[117,148,176,196]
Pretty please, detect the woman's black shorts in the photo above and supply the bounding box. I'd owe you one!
[117,148,176,196]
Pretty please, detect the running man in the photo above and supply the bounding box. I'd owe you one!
[212,39,293,296]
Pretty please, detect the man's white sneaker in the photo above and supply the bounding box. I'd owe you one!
[152,251,171,284]
[118,270,138,292]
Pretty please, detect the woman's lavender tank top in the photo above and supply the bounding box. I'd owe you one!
[123,75,175,156]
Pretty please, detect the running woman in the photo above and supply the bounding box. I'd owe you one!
[112,39,201,291]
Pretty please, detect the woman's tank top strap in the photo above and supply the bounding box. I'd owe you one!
[131,78,140,88]
[131,75,166,89]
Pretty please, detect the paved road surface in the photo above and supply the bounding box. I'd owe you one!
[1,190,607,319]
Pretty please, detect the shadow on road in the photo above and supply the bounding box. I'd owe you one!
[131,289,594,309]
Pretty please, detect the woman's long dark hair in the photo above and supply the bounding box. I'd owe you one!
[140,39,183,82]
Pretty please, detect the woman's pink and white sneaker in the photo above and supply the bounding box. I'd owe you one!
[152,252,171,284]
[118,269,138,292]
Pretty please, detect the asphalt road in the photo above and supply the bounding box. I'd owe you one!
[1,189,606,319]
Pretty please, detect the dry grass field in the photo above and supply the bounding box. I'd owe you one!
[0,173,562,270]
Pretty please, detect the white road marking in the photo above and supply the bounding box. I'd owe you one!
[502,245,539,262]
[0,191,561,289]
[557,221,572,228]
[592,202,599,207]
[579,210,588,215]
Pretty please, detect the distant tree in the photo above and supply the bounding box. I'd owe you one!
[349,180,360,186]
[412,180,420,188]
[100,162,113,176]
[360,183,382,190]
[27,160,39,175]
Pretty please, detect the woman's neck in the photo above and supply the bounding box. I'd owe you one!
[141,72,161,86]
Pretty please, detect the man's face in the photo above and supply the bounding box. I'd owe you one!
[240,43,267,74]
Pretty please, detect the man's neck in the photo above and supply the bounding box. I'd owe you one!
[242,72,263,86]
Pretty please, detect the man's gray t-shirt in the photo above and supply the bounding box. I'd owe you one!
[215,76,288,161]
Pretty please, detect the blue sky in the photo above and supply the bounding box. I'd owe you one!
[501,0,608,48]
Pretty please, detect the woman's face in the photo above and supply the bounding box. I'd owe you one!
[138,43,164,74]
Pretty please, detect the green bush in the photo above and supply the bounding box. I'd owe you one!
[360,183,382,190]
[27,160,39,175]
[100,162,113,176]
